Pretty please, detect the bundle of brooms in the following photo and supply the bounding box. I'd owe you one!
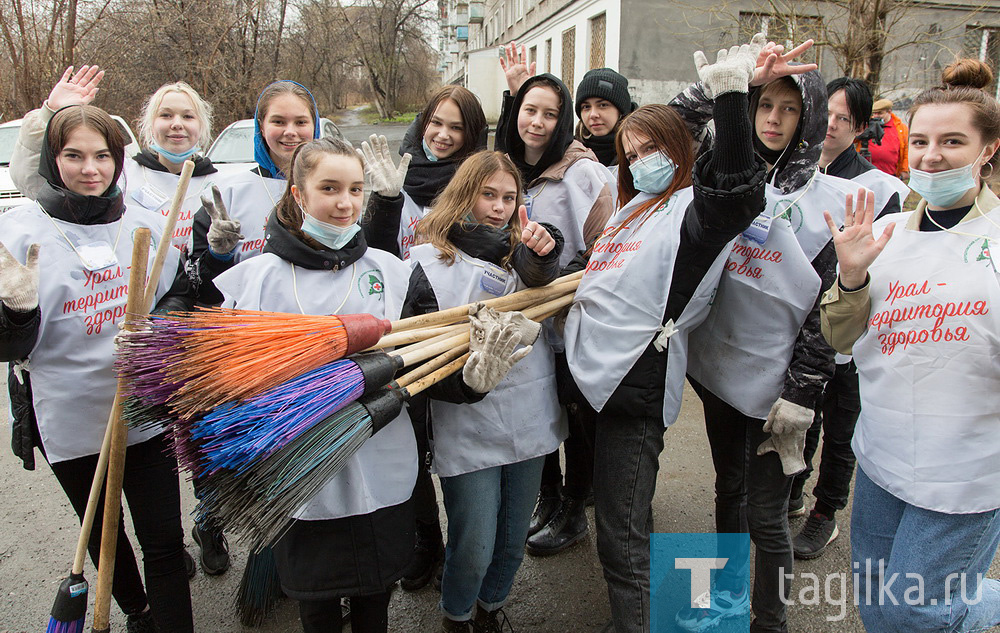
[115,271,581,552]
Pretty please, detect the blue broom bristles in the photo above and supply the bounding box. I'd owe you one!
[186,358,365,477]
[45,618,84,633]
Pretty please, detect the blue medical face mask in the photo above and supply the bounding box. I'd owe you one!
[630,151,676,194]
[150,142,200,164]
[422,139,440,162]
[909,147,987,209]
[300,207,361,250]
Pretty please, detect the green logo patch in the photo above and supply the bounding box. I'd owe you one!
[359,269,385,299]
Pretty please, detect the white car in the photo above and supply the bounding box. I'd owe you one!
[206,117,343,177]
[0,115,140,213]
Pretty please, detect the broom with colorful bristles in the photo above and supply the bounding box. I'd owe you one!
[192,293,574,551]
[115,272,583,424]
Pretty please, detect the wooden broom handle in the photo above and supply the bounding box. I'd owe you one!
[92,229,151,633]
[389,272,582,332]
[395,343,471,388]
[142,160,195,313]
[404,352,471,397]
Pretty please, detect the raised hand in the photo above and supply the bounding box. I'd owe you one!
[518,206,555,256]
[824,188,893,289]
[47,65,105,110]
[202,185,243,256]
[359,134,410,198]
[750,39,818,87]
[693,33,766,98]
[0,242,40,313]
[499,42,536,94]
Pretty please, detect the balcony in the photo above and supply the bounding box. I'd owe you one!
[469,0,484,23]
[456,26,469,41]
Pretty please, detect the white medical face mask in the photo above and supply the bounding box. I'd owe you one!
[300,205,361,250]
[909,147,987,208]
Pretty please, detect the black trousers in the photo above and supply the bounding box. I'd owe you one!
[45,433,193,632]
[791,361,860,512]
[541,353,597,500]
[298,589,392,633]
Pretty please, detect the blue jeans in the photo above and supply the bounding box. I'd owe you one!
[439,456,544,620]
[852,466,1000,632]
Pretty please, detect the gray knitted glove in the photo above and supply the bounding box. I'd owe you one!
[0,242,40,313]
[202,185,243,256]
[468,303,541,351]
[756,398,813,475]
[359,134,411,198]
[463,322,532,394]
[694,33,765,98]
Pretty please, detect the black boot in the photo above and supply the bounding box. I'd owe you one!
[527,485,561,537]
[401,521,444,591]
[526,495,588,556]
[192,524,231,575]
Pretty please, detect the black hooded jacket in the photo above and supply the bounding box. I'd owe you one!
[363,112,488,256]
[496,74,577,186]
[669,71,839,410]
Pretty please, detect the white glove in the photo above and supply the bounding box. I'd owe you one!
[756,398,814,476]
[0,242,40,312]
[693,33,766,98]
[202,185,243,256]
[358,134,411,198]
[463,323,532,394]
[468,303,541,350]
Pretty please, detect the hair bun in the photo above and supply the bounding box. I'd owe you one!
[942,59,994,91]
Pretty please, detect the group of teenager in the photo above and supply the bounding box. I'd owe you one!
[0,28,998,633]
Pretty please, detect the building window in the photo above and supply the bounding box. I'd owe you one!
[562,27,576,96]
[965,25,1000,98]
[545,38,552,73]
[590,13,606,69]
[529,45,538,67]
[738,12,822,65]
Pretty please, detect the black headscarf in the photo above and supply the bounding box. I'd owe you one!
[399,111,489,207]
[36,106,126,225]
[503,74,576,185]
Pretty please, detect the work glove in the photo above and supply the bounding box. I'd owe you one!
[202,185,243,257]
[463,317,532,394]
[693,32,765,98]
[0,242,40,313]
[359,134,411,198]
[756,397,813,476]
[468,303,541,350]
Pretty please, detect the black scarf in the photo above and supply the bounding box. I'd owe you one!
[399,112,488,207]
[503,74,576,186]
[36,107,126,225]
[580,130,618,167]
[132,149,218,177]
[446,222,511,266]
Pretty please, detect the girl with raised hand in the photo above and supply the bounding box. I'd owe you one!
[563,39,767,633]
[822,58,1000,633]
[211,138,529,633]
[10,67,221,251]
[407,150,565,632]
[362,85,488,260]
[0,104,197,633]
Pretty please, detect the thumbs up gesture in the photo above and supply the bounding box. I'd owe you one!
[518,205,555,256]
[0,242,41,312]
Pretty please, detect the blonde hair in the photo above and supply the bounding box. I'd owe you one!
[416,151,524,266]
[138,81,214,150]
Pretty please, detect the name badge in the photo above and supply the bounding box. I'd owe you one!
[131,185,169,210]
[77,240,119,272]
[742,213,772,245]
[480,263,509,297]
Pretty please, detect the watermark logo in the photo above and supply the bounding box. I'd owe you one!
[651,533,751,632]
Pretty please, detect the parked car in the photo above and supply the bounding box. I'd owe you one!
[206,117,343,176]
[0,115,140,213]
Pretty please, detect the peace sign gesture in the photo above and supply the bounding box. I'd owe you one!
[0,242,41,313]
[499,42,537,94]
[750,40,818,87]
[202,185,243,256]
[824,188,894,289]
[46,65,105,110]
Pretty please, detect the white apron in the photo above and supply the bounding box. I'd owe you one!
[213,249,417,519]
[852,210,1000,513]
[527,158,616,268]
[397,193,429,261]
[565,188,724,425]
[409,243,564,478]
[208,169,286,261]
[687,172,850,419]
[124,161,220,251]
[0,204,178,462]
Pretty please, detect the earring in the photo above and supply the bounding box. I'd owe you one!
[982,162,994,179]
